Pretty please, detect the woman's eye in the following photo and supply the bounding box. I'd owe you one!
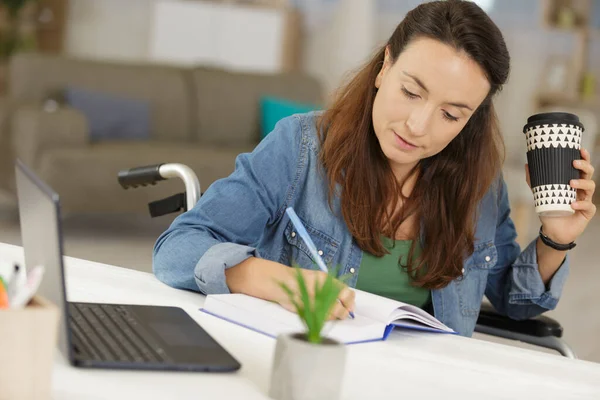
[401,86,419,99]
[443,111,459,122]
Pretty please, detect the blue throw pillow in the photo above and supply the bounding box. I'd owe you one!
[260,96,319,140]
[65,86,150,141]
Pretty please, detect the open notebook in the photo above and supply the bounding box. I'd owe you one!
[200,290,455,344]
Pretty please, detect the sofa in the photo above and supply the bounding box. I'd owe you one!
[0,53,323,214]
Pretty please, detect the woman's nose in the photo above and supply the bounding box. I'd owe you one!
[406,106,433,136]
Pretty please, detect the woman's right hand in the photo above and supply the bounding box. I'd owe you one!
[277,268,356,320]
[225,257,355,320]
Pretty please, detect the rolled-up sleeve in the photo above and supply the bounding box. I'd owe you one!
[506,238,569,312]
[193,243,259,294]
[152,115,303,294]
[485,177,570,320]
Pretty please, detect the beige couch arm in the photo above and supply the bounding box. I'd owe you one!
[0,97,15,191]
[11,104,89,169]
[0,97,11,144]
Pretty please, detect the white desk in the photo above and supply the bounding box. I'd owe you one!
[2,243,599,400]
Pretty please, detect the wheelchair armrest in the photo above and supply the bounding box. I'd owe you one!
[476,303,563,338]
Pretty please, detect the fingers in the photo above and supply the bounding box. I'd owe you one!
[571,178,596,200]
[279,300,299,314]
[571,178,596,191]
[574,151,595,180]
[581,148,592,162]
[327,287,354,320]
[328,300,350,320]
[298,269,326,296]
[331,287,356,320]
[525,164,531,188]
[571,200,597,220]
[572,150,596,204]
[298,269,355,320]
[338,287,356,314]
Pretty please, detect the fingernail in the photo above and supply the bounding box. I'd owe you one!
[571,179,579,185]
[575,160,582,166]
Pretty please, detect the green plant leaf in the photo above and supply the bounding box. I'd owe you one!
[315,273,343,341]
[0,0,40,59]
[279,282,300,311]
[277,263,347,345]
[313,274,325,323]
[2,0,37,18]
[316,272,339,336]
[310,273,324,343]
[295,267,318,341]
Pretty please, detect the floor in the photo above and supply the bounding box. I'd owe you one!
[1,192,599,363]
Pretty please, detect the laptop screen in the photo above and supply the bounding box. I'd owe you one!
[15,159,72,359]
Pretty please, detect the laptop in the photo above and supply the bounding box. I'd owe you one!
[14,159,241,372]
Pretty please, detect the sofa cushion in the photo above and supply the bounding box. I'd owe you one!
[191,67,323,147]
[65,86,150,141]
[11,104,89,174]
[260,96,319,140]
[8,53,194,142]
[36,142,256,213]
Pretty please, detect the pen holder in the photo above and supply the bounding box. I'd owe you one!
[0,295,60,400]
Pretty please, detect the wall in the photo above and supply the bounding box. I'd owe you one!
[301,0,377,97]
[64,0,156,63]
[65,0,298,73]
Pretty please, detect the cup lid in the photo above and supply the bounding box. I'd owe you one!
[523,112,584,133]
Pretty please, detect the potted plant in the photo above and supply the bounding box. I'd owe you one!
[269,265,348,400]
[0,0,39,92]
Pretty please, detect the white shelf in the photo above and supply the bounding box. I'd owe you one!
[149,0,296,73]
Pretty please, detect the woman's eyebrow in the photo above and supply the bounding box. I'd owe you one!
[403,71,429,93]
[402,70,473,111]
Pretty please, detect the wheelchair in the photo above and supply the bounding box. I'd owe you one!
[117,163,576,359]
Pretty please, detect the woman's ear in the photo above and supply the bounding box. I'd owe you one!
[375,47,392,89]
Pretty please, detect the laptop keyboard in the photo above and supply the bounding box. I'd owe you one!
[69,303,171,364]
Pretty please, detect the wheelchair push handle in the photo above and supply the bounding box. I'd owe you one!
[117,163,201,216]
[118,164,165,189]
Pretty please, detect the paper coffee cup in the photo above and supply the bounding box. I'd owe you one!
[523,112,584,217]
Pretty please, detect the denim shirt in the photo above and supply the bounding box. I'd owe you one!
[153,112,569,337]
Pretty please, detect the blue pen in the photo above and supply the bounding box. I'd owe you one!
[285,207,355,319]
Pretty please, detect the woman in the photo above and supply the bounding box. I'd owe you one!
[153,0,596,336]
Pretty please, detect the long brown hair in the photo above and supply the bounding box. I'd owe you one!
[317,0,510,289]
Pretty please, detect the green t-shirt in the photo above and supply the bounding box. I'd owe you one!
[355,237,430,308]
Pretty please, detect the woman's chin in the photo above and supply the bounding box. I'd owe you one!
[383,146,419,166]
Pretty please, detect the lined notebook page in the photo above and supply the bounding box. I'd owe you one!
[353,290,454,333]
[202,294,386,344]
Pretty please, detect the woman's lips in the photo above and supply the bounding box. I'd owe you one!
[393,131,418,150]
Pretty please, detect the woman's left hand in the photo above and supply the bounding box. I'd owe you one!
[526,148,596,244]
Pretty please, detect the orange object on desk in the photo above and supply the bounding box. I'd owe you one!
[0,279,9,308]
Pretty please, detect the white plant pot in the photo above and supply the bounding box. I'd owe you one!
[269,333,346,400]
